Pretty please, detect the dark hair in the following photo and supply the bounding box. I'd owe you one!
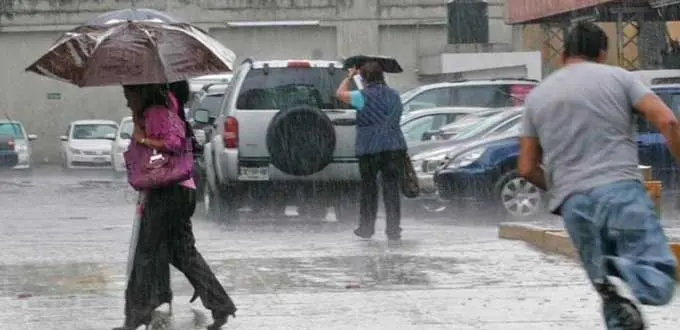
[124,84,169,116]
[169,80,191,107]
[563,22,608,61]
[360,61,385,84]
[169,80,201,154]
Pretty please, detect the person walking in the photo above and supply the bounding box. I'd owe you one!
[518,22,677,330]
[336,61,407,240]
[116,84,236,330]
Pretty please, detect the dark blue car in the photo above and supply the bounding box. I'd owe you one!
[434,84,680,218]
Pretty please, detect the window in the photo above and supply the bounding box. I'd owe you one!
[120,120,133,138]
[0,123,24,139]
[452,85,503,107]
[71,124,118,140]
[453,112,515,140]
[404,88,451,111]
[236,67,355,110]
[401,114,449,142]
[189,94,224,120]
[487,116,522,136]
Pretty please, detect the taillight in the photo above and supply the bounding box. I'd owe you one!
[7,139,14,149]
[223,116,239,148]
[287,60,311,68]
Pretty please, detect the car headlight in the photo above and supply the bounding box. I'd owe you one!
[69,147,81,154]
[446,147,486,169]
[423,157,448,173]
[14,144,28,152]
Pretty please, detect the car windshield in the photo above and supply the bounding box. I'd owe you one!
[656,88,680,117]
[452,112,516,140]
[400,86,424,103]
[237,67,355,110]
[0,122,24,139]
[190,94,223,119]
[72,124,118,140]
[120,120,133,138]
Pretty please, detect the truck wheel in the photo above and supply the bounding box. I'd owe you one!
[266,105,336,176]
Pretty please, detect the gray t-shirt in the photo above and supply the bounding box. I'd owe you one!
[522,62,652,213]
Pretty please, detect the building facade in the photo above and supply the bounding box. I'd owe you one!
[0,0,517,163]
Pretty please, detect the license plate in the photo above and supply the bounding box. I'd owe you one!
[238,166,269,181]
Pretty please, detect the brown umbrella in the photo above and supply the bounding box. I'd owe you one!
[25,21,236,87]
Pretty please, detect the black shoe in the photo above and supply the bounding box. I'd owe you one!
[354,228,373,239]
[595,276,646,330]
[207,308,237,330]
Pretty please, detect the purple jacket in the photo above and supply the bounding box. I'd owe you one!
[125,104,194,190]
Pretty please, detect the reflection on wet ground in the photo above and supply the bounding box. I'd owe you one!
[1,167,679,329]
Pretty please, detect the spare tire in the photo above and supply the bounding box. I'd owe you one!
[266,105,337,176]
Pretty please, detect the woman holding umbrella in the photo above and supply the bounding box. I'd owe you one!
[25,15,239,330]
[335,60,408,240]
[118,83,236,330]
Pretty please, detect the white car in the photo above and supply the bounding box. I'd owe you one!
[60,120,118,169]
[112,116,133,172]
[0,120,38,169]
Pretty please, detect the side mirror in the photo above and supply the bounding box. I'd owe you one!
[105,133,116,140]
[120,132,132,140]
[193,109,211,124]
[27,134,38,141]
[60,135,68,142]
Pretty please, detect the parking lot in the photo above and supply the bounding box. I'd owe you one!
[1,166,679,330]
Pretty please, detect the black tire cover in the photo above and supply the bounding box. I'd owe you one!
[266,105,337,176]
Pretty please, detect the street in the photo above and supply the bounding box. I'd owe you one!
[0,167,679,330]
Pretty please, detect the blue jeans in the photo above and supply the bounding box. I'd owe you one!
[561,180,677,329]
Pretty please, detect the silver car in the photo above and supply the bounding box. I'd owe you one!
[197,59,361,222]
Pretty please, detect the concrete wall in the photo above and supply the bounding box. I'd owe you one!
[0,0,515,163]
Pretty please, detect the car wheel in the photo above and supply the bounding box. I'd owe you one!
[495,171,543,218]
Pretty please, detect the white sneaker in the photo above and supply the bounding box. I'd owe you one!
[596,275,646,330]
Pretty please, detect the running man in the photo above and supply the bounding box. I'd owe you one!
[518,22,678,330]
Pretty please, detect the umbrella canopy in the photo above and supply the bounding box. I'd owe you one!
[25,21,236,87]
[342,55,403,73]
[87,8,183,25]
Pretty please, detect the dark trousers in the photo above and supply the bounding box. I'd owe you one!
[358,150,405,237]
[124,185,235,325]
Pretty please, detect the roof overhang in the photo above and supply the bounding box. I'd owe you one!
[506,0,618,25]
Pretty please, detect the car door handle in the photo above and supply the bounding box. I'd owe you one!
[331,118,356,126]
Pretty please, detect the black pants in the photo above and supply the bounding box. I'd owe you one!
[124,185,235,325]
[358,150,405,237]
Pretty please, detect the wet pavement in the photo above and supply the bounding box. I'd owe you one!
[1,167,679,329]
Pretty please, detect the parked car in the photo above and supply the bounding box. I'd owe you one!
[197,58,360,222]
[60,120,118,169]
[400,106,491,145]
[111,116,133,173]
[431,83,680,219]
[433,130,536,218]
[187,91,226,201]
[408,107,523,157]
[431,108,506,140]
[406,111,523,214]
[400,78,537,115]
[0,134,18,168]
[0,120,37,169]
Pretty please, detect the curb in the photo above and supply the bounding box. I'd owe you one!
[498,222,680,280]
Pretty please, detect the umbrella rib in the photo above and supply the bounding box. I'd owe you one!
[140,25,170,84]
